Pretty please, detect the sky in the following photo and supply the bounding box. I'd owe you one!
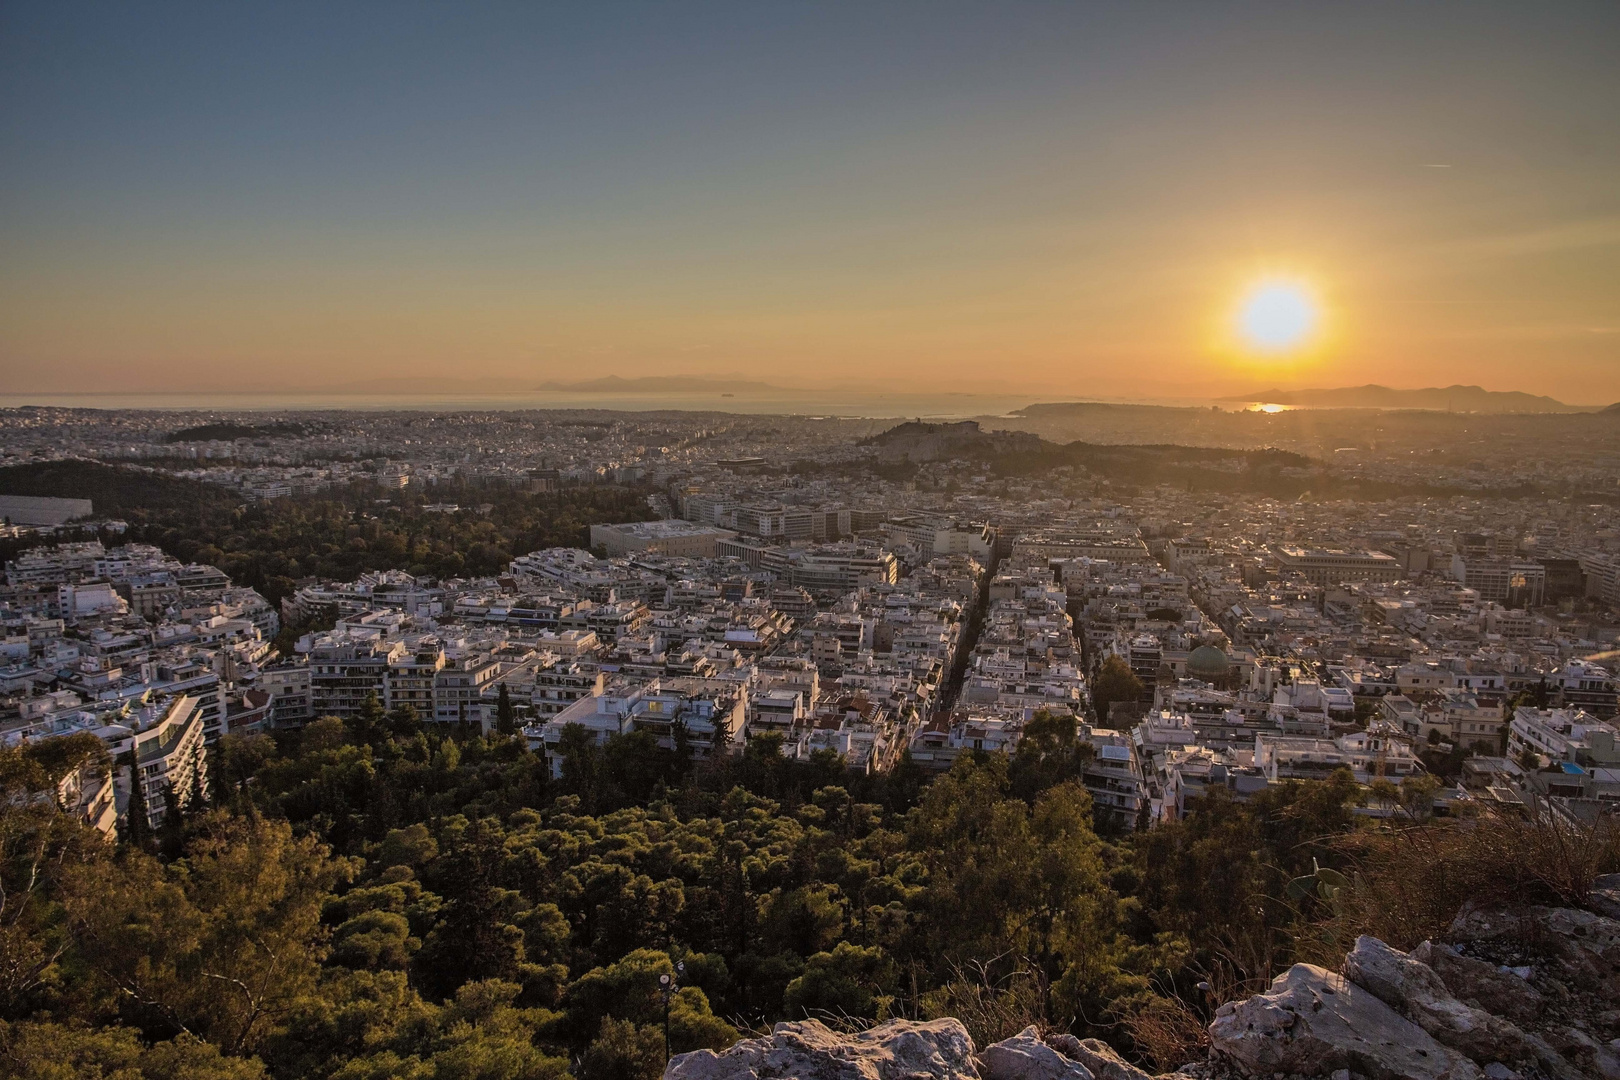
[2,1,1618,403]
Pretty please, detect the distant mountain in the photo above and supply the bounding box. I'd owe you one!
[1222,384,1585,413]
[533,375,785,395]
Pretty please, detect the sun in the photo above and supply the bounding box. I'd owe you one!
[1236,279,1318,354]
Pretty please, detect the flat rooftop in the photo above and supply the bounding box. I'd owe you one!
[599,519,733,538]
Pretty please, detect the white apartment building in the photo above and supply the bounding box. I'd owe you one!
[1509,707,1620,768]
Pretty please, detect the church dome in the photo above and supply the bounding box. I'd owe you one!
[1187,644,1231,679]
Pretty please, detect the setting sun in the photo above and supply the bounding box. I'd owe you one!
[1236,280,1318,354]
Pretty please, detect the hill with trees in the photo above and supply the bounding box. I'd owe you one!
[0,461,652,606]
[4,704,1601,1079]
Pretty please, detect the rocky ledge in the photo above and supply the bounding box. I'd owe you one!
[666,890,1620,1080]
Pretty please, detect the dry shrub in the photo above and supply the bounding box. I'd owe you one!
[918,954,1048,1048]
[1194,951,1280,1008]
[1325,800,1620,950]
[1115,990,1208,1073]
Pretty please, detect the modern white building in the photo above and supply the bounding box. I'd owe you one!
[1509,707,1620,768]
[1275,546,1403,585]
[589,519,737,558]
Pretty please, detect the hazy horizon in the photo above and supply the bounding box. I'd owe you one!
[4,2,1617,401]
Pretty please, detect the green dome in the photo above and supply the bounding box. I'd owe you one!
[1187,645,1231,678]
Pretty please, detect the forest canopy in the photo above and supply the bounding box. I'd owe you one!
[0,702,1532,1080]
[0,461,652,604]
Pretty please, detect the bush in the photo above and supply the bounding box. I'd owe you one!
[1323,800,1620,951]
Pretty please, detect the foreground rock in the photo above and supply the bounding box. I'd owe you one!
[1208,963,1481,1080]
[1343,935,1530,1066]
[978,1026,1094,1080]
[666,901,1620,1080]
[1450,902,1620,999]
[665,1018,979,1080]
[1042,1036,1157,1080]
[665,1021,1177,1080]
[1410,940,1545,1024]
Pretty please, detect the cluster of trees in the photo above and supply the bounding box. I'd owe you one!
[0,461,652,606]
[0,700,1408,1079]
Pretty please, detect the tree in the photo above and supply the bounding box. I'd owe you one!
[209,733,275,806]
[0,735,110,1019]
[119,751,154,855]
[412,817,527,1001]
[496,683,518,737]
[782,942,895,1020]
[349,691,387,747]
[578,1017,664,1080]
[157,781,187,859]
[1090,656,1145,725]
[64,815,350,1056]
[0,1021,269,1080]
[1009,709,1094,806]
[385,702,421,740]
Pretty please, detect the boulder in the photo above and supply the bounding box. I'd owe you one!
[1411,941,1545,1024]
[1589,873,1620,922]
[1539,1025,1620,1080]
[978,1026,1093,1080]
[1208,963,1481,1080]
[1449,904,1620,997]
[1042,1036,1156,1080]
[1343,935,1530,1065]
[664,1018,979,1080]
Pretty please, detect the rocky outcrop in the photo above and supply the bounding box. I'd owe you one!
[1450,902,1620,999]
[1589,873,1620,921]
[1410,940,1545,1024]
[667,901,1620,1080]
[665,1018,979,1080]
[1343,935,1530,1065]
[1207,963,1481,1080]
[978,1026,1094,1080]
[1041,1036,1156,1080]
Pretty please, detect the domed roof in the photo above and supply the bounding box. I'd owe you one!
[1187,644,1231,677]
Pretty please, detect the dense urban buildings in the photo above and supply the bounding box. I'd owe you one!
[7,402,1619,837]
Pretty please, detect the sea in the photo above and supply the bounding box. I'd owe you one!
[0,390,1213,419]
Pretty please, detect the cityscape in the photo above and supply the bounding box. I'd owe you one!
[2,4,1618,1080]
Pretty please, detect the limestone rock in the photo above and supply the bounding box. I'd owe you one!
[1411,941,1545,1024]
[1449,903,1620,997]
[1043,1036,1156,1080]
[978,1026,1093,1080]
[1208,963,1481,1080]
[664,1018,979,1080]
[1589,873,1620,922]
[1344,935,1529,1065]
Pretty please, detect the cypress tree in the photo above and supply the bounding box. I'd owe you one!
[119,750,153,854]
[495,683,516,736]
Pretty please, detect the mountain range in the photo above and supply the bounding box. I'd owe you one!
[1223,383,1590,413]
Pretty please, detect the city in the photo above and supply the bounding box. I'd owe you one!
[6,405,1620,842]
[4,3,1619,1080]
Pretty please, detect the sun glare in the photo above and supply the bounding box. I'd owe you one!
[1236,280,1318,354]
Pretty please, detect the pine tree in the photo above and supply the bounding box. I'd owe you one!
[350,690,386,746]
[710,713,732,757]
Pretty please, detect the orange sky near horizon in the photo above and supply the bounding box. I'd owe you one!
[3,3,1617,403]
